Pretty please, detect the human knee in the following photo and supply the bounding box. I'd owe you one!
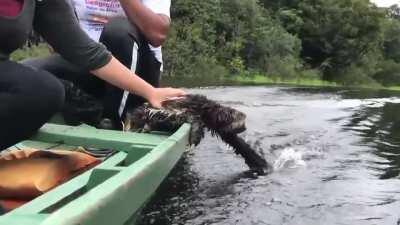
[42,75,65,112]
[20,57,47,69]
[28,72,65,115]
[101,18,140,46]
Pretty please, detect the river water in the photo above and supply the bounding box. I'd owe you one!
[137,86,400,225]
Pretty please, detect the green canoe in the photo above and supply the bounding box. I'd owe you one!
[0,123,191,225]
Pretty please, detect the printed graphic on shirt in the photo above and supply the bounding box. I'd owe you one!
[73,0,126,41]
[73,0,170,64]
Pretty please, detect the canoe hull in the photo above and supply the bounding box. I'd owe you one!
[0,123,190,225]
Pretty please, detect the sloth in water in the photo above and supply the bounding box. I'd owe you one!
[62,81,270,174]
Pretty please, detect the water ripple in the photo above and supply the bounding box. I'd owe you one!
[138,87,400,225]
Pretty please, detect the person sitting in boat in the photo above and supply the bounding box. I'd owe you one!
[24,0,171,129]
[0,0,185,151]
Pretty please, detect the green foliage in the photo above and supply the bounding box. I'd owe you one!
[298,69,322,81]
[265,0,385,79]
[163,0,220,77]
[229,57,246,75]
[218,0,302,74]
[373,60,400,86]
[335,64,380,86]
[163,0,301,80]
[10,44,50,62]
[12,0,400,88]
[382,18,400,63]
[162,0,400,87]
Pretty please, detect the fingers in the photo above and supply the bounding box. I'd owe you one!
[163,89,186,102]
[164,87,186,98]
[176,89,187,96]
[151,101,162,108]
[166,96,186,101]
[171,87,186,96]
[148,87,187,109]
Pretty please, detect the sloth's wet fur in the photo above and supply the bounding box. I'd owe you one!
[61,81,269,174]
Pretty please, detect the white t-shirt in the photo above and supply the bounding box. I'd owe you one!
[72,0,170,64]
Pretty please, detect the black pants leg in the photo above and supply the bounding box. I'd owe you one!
[23,18,161,128]
[22,54,105,98]
[99,17,161,123]
[0,60,65,150]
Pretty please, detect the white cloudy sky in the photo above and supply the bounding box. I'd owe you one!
[371,0,400,7]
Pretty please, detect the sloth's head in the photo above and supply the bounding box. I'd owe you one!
[201,103,246,134]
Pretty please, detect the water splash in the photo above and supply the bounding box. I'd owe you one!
[138,87,400,225]
[273,148,307,171]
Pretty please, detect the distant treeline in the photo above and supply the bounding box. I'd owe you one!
[162,0,400,86]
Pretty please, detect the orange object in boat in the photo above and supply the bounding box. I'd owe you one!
[0,199,26,212]
[0,149,100,211]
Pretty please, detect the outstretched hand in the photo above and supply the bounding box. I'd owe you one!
[148,87,186,108]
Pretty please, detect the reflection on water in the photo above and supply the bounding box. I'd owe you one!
[137,86,400,225]
[344,101,400,179]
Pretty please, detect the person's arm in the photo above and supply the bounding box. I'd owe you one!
[33,0,184,108]
[91,57,184,108]
[119,0,170,47]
